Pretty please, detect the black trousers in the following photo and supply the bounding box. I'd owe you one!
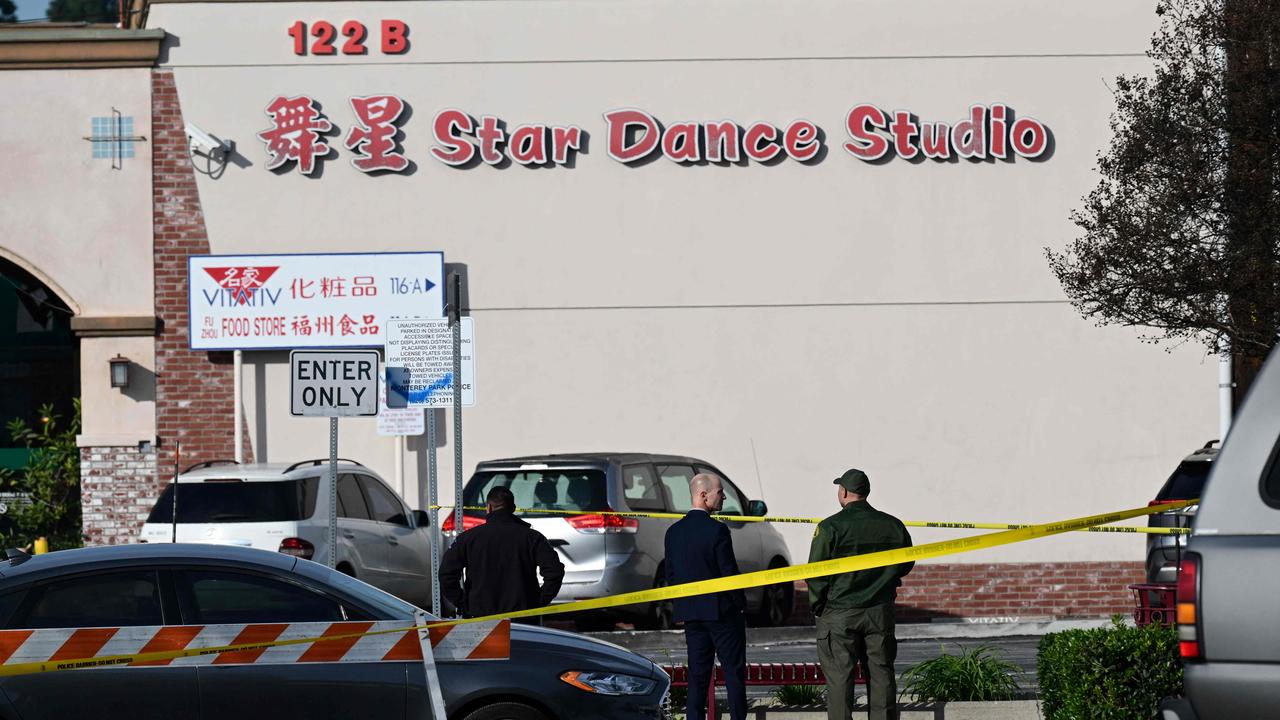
[684,613,747,720]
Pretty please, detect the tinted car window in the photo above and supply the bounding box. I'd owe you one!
[12,571,161,628]
[465,470,608,514]
[621,464,665,511]
[338,474,371,520]
[1264,447,1280,506]
[657,465,696,512]
[148,479,319,523]
[180,570,345,624]
[0,590,27,628]
[1157,461,1212,501]
[360,476,408,525]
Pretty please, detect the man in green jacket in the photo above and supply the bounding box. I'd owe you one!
[808,469,914,720]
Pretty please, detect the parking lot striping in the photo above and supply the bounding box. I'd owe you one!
[434,505,1192,534]
[0,619,509,679]
[436,499,1196,628]
[1,500,1191,679]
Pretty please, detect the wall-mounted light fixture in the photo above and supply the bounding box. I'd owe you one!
[109,354,131,389]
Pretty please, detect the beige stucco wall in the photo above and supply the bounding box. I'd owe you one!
[0,67,156,446]
[149,0,1217,563]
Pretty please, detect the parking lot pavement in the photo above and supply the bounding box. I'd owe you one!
[587,619,1117,696]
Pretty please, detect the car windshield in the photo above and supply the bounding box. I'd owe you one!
[146,479,318,523]
[1158,461,1211,501]
[464,469,609,515]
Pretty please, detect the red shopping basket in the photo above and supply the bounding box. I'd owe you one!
[1128,583,1176,626]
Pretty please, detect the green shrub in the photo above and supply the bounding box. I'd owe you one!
[667,684,687,716]
[1038,616,1181,720]
[771,683,825,706]
[0,401,82,551]
[898,643,1019,702]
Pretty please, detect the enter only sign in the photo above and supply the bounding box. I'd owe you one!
[290,350,379,417]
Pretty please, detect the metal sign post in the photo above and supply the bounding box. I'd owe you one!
[290,349,379,569]
[451,272,465,545]
[385,317,475,618]
[328,417,338,568]
[428,409,440,616]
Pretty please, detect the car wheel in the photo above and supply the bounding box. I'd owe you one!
[460,701,551,720]
[753,561,795,627]
[337,563,356,577]
[639,571,674,631]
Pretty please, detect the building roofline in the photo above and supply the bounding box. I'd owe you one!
[0,24,164,69]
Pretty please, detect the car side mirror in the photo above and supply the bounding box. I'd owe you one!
[412,509,431,528]
[748,500,768,517]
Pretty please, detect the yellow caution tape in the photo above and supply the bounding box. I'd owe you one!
[434,505,1192,535]
[438,498,1196,626]
[2,499,1192,678]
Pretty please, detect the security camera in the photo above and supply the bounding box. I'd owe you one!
[185,123,224,158]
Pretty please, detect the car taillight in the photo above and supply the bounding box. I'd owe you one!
[566,512,638,534]
[442,514,485,533]
[279,537,314,560]
[1177,552,1201,660]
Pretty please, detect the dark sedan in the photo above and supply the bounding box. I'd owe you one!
[0,544,669,720]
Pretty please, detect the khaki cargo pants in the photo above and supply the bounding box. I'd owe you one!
[815,603,898,720]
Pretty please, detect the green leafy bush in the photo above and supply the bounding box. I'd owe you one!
[771,683,825,706]
[0,400,83,550]
[898,643,1019,702]
[667,684,687,717]
[1038,617,1181,720]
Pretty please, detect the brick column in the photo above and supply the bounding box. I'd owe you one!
[152,69,253,471]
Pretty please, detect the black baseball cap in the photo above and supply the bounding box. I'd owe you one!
[834,468,871,495]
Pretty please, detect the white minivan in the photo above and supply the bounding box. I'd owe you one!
[140,459,433,608]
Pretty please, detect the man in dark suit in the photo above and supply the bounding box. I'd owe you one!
[664,473,747,720]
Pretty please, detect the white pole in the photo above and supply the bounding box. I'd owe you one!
[1219,337,1233,441]
[233,350,244,463]
[395,434,406,497]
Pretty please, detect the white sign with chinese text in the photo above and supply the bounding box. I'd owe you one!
[376,374,424,436]
[290,350,379,417]
[189,252,444,350]
[385,318,475,408]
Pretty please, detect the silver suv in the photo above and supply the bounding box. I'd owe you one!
[140,459,433,608]
[1161,346,1280,720]
[445,453,794,630]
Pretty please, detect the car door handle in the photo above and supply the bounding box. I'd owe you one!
[386,536,399,545]
[342,531,356,539]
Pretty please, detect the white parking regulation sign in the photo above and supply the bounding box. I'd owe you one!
[376,374,424,436]
[290,350,379,417]
[385,318,475,408]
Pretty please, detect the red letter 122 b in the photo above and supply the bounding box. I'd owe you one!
[289,20,409,56]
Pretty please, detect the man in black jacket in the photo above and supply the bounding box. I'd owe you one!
[439,485,565,619]
[664,473,747,720]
